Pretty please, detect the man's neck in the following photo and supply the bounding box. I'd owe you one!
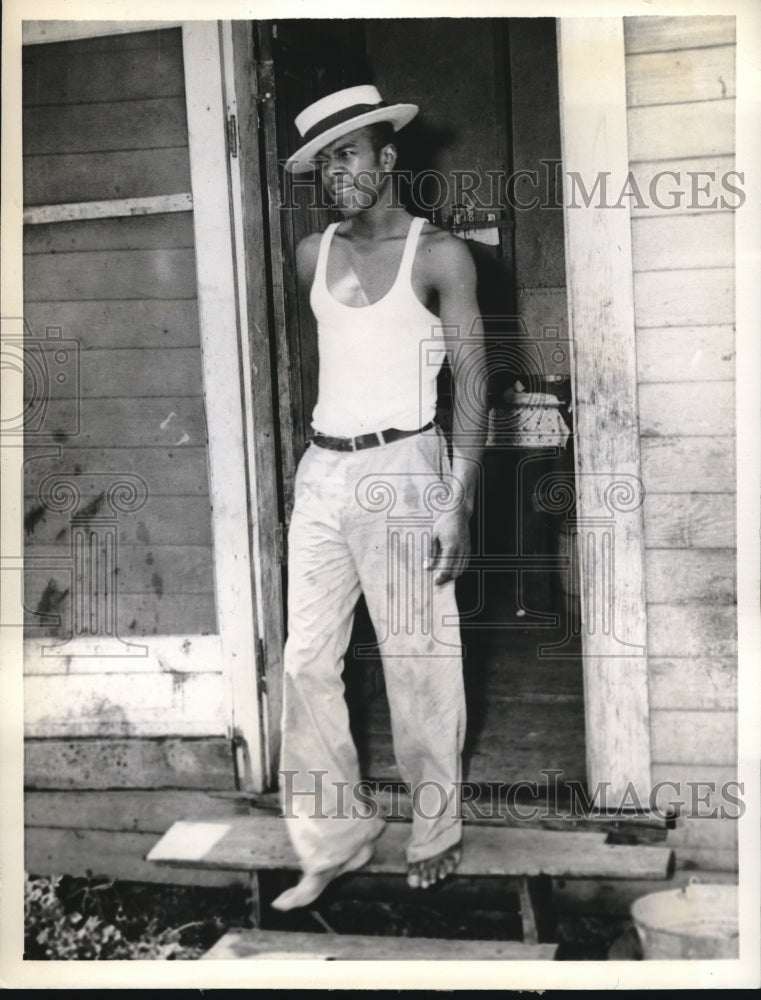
[340,201,410,243]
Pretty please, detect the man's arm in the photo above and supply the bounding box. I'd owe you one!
[295,232,322,297]
[426,233,489,585]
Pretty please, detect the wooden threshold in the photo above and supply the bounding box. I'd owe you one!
[202,928,558,961]
[147,813,674,880]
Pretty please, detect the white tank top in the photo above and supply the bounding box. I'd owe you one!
[309,215,442,437]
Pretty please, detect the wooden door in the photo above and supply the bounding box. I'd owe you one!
[21,23,264,790]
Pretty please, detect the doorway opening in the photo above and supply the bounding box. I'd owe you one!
[257,17,584,801]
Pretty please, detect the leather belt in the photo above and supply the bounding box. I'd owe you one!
[311,421,435,452]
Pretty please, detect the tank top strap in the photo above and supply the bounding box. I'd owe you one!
[313,222,340,291]
[396,216,427,287]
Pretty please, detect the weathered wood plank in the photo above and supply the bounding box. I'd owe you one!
[516,288,570,367]
[668,816,738,851]
[649,764,741,815]
[634,268,734,328]
[23,25,182,51]
[647,604,737,658]
[24,347,204,400]
[24,592,217,640]
[631,212,734,272]
[636,326,735,384]
[23,447,211,495]
[23,30,184,105]
[29,396,209,448]
[626,45,735,108]
[24,194,194,226]
[148,814,673,880]
[25,789,247,831]
[25,827,245,887]
[24,248,197,301]
[553,868,737,915]
[557,17,651,801]
[643,493,736,549]
[645,549,736,604]
[24,672,228,737]
[650,710,737,765]
[24,148,192,205]
[25,99,188,157]
[24,634,222,675]
[623,16,735,56]
[628,99,735,162]
[22,495,213,547]
[640,437,735,494]
[24,736,236,789]
[674,847,738,872]
[184,21,264,792]
[23,300,201,350]
[649,657,738,710]
[24,211,194,253]
[639,381,734,438]
[629,155,740,217]
[26,544,215,598]
[203,929,557,962]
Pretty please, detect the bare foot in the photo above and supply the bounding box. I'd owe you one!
[271,841,375,911]
[407,842,462,889]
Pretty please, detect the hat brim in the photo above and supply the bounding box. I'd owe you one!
[285,104,418,174]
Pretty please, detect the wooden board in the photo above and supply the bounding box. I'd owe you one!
[24,634,222,676]
[23,592,217,639]
[23,29,184,105]
[623,16,735,56]
[25,789,248,831]
[147,813,674,880]
[24,148,192,205]
[203,929,558,962]
[24,672,228,737]
[639,381,734,438]
[23,300,201,350]
[644,549,736,604]
[24,98,188,156]
[29,397,209,448]
[23,447,212,495]
[24,736,236,789]
[25,827,246,887]
[626,45,736,108]
[634,267,734,328]
[24,248,197,301]
[557,17,651,800]
[640,437,735,494]
[643,493,736,549]
[26,545,216,597]
[629,155,739,218]
[650,710,737,765]
[631,212,734,272]
[636,326,735,384]
[22,494,213,548]
[23,212,195,254]
[628,99,735,163]
[647,604,737,658]
[649,657,738,710]
[668,816,738,852]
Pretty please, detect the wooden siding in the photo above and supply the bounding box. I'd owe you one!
[23,32,216,641]
[25,737,244,885]
[625,15,737,873]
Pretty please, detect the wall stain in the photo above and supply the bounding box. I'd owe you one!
[25,505,46,537]
[151,573,163,598]
[36,578,69,616]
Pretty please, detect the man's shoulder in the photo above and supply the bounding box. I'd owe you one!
[417,221,476,278]
[296,232,323,282]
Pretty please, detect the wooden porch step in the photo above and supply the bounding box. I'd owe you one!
[202,928,558,961]
[147,813,674,880]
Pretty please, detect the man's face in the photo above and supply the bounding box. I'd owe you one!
[313,127,388,213]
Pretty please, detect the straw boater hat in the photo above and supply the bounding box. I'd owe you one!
[286,84,418,174]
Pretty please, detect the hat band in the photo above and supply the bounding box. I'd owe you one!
[301,101,389,145]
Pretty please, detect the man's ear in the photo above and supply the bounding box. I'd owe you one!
[380,143,398,172]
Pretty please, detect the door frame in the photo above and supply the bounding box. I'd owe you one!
[17,20,267,791]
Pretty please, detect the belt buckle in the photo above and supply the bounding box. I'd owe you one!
[375,430,385,447]
[350,436,357,452]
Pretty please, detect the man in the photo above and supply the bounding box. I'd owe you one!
[272,85,488,911]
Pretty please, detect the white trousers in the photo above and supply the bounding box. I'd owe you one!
[280,425,466,874]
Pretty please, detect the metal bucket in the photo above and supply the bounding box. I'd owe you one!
[631,881,739,959]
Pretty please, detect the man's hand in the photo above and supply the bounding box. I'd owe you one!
[425,509,472,586]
